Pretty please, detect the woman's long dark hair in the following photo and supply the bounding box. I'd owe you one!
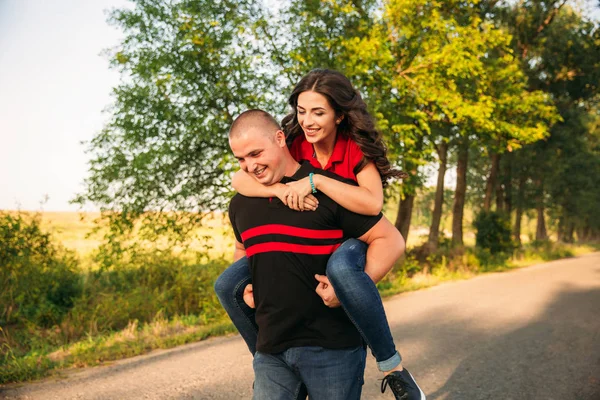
[281,69,407,186]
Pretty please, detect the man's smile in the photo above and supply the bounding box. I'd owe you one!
[254,166,267,177]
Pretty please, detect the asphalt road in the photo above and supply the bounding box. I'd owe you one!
[2,253,599,400]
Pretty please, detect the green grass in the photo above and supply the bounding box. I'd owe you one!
[1,317,236,384]
[3,243,596,385]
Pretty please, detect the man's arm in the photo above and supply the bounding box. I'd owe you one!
[357,216,405,283]
[233,239,246,261]
[233,239,255,309]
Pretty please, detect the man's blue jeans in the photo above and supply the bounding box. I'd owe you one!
[214,238,402,371]
[253,346,366,400]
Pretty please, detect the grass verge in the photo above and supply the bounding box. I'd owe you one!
[1,316,236,385]
[1,242,598,386]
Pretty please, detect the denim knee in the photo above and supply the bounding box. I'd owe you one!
[213,271,230,301]
[326,238,367,282]
[214,257,250,303]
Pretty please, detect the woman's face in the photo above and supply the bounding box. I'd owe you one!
[296,90,340,145]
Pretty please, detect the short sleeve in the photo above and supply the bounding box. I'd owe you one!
[336,206,383,239]
[310,168,382,238]
[228,197,243,243]
[347,139,365,172]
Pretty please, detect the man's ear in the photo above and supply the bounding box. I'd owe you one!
[275,130,286,147]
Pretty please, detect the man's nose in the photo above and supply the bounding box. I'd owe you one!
[248,160,258,172]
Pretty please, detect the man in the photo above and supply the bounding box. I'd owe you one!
[227,109,405,399]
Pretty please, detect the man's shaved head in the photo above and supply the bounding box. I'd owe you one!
[228,109,298,187]
[229,109,282,139]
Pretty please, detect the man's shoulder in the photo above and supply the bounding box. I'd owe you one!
[229,193,242,206]
[229,193,259,212]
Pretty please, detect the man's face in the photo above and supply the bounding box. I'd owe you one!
[230,128,287,186]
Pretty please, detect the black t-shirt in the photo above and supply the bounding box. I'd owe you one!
[228,161,383,354]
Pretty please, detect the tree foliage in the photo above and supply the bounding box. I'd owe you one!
[74,0,277,257]
[496,2,600,241]
[75,0,600,256]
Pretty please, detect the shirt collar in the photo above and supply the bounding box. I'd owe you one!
[326,134,348,169]
[299,134,349,170]
[281,161,314,184]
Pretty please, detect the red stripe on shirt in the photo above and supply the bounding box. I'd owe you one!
[241,224,343,241]
[245,242,342,257]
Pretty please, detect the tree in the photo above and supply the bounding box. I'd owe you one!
[74,0,276,260]
[498,2,600,241]
[383,0,558,250]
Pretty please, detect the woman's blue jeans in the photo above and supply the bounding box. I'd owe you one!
[213,238,402,372]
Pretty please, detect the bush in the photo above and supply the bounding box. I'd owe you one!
[514,240,575,261]
[62,251,228,338]
[473,211,514,255]
[0,211,82,328]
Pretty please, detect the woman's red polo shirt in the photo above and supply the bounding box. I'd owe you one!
[288,134,364,182]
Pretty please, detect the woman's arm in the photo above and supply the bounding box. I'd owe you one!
[285,161,384,215]
[233,239,255,308]
[232,169,319,211]
[232,169,286,198]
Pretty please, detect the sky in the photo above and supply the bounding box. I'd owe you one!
[0,0,130,211]
[0,1,597,212]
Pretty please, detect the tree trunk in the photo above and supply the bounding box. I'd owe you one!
[484,153,500,212]
[566,222,575,243]
[535,178,547,241]
[557,216,565,242]
[395,194,414,242]
[514,206,523,246]
[495,181,504,212]
[483,153,500,211]
[452,137,469,247]
[577,226,591,242]
[575,227,585,242]
[503,156,513,216]
[559,217,575,243]
[427,142,449,253]
[536,205,547,241]
[512,175,525,246]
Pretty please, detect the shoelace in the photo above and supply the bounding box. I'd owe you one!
[381,373,409,399]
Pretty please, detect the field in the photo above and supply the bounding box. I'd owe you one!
[31,211,237,263]
[21,206,533,261]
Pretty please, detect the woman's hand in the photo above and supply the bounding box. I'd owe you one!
[274,179,319,211]
[283,178,318,211]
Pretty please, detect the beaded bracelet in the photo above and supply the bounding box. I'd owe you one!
[309,173,317,194]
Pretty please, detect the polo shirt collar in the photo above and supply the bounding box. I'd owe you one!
[281,161,314,184]
[299,134,349,171]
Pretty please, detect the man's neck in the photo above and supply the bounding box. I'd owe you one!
[282,155,301,178]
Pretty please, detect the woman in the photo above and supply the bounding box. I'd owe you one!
[215,69,425,400]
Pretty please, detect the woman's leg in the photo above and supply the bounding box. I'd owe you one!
[326,239,402,372]
[214,257,258,355]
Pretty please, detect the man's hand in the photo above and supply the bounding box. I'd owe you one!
[243,284,255,309]
[315,274,341,308]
